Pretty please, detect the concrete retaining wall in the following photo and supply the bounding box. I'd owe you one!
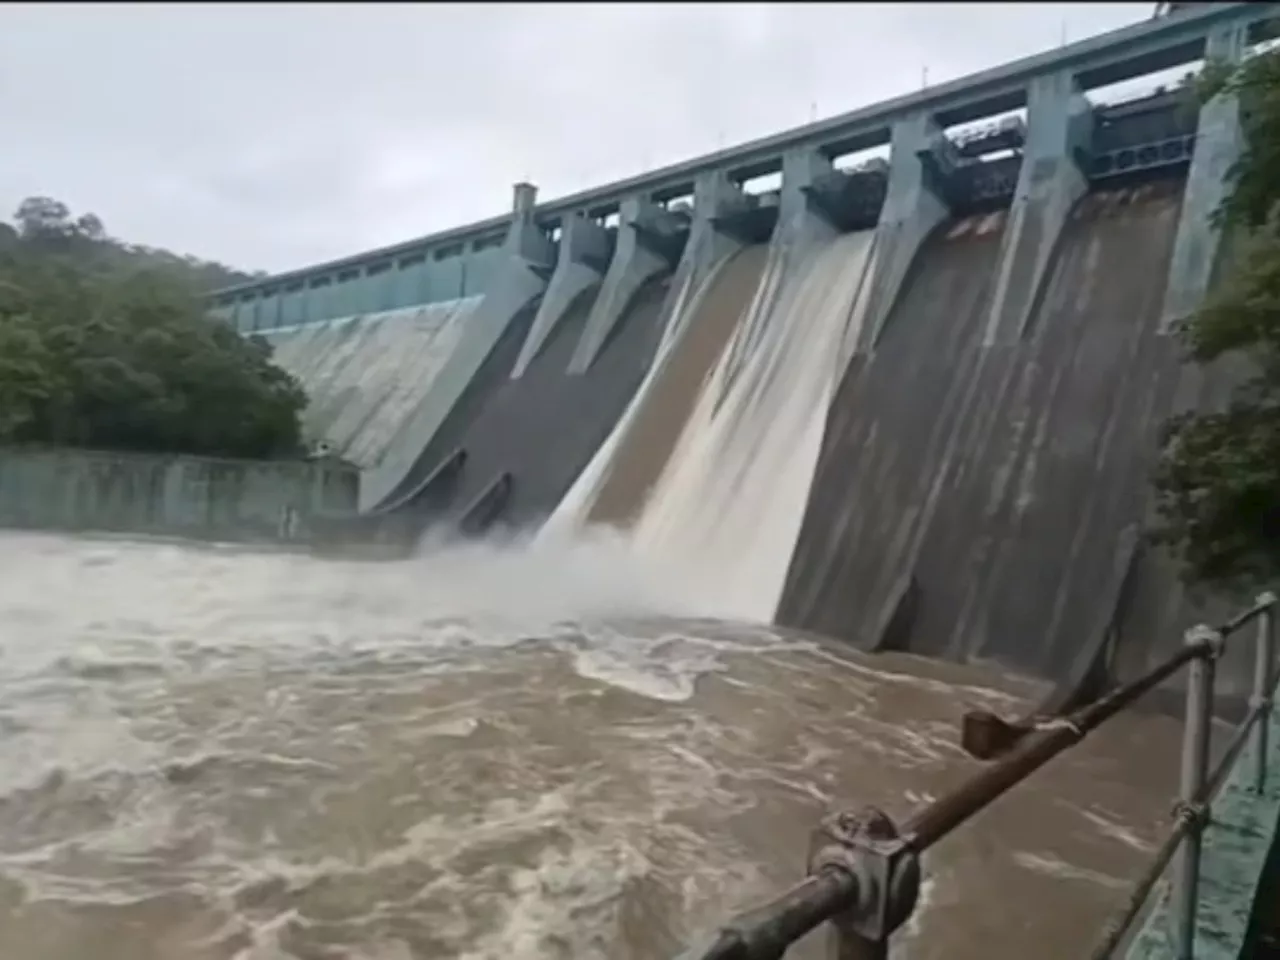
[0,447,358,545]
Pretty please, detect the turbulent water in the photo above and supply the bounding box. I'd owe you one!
[0,530,1186,960]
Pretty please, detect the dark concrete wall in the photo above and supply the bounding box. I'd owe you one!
[587,245,770,527]
[780,181,1237,701]
[1115,355,1259,706]
[909,183,1182,680]
[778,212,1008,642]
[441,278,671,530]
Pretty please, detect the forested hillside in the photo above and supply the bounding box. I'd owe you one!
[0,196,308,459]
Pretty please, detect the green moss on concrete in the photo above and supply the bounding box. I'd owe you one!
[1126,689,1280,960]
[0,446,358,545]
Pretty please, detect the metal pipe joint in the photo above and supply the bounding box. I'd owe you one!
[1185,623,1225,660]
[807,807,922,956]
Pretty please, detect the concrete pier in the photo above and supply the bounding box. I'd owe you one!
[985,71,1093,346]
[726,148,840,374]
[360,183,555,510]
[856,113,953,354]
[777,147,840,255]
[512,213,612,378]
[1161,21,1248,331]
[644,171,751,352]
[568,197,684,374]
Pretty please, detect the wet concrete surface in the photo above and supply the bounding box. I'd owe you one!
[437,278,671,531]
[780,181,1255,705]
[588,246,769,529]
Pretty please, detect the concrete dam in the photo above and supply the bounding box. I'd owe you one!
[214,6,1271,711]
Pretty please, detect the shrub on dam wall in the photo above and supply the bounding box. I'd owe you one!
[0,197,307,460]
[0,446,358,544]
[1154,48,1280,591]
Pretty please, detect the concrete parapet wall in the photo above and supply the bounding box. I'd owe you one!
[513,213,612,378]
[0,446,358,544]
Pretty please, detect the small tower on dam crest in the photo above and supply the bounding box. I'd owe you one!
[1151,2,1212,18]
[511,181,538,215]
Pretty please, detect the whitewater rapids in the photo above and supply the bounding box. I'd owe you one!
[0,530,1181,960]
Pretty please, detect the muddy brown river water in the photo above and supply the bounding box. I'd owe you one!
[0,530,1186,960]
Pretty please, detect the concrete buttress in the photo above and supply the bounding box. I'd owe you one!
[568,197,684,374]
[513,213,612,378]
[723,148,839,378]
[644,171,750,351]
[856,113,953,355]
[984,72,1093,345]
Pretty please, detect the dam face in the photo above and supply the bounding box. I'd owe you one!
[211,5,1268,698]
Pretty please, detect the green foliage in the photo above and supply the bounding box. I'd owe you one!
[10,195,265,291]
[1153,46,1280,591]
[0,196,307,459]
[1198,51,1280,231]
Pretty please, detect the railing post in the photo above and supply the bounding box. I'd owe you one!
[1173,624,1220,960]
[1253,592,1278,795]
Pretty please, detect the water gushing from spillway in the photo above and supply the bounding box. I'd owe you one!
[626,231,877,622]
[0,531,1180,960]
[539,250,757,540]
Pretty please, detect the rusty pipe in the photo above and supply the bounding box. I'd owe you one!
[907,639,1208,849]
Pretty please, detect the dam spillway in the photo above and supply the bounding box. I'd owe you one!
[777,179,1197,698]
[263,298,480,472]
[624,230,877,623]
[206,2,1272,702]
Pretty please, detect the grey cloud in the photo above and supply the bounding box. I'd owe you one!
[0,2,1152,274]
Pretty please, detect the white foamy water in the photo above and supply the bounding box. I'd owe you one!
[627,232,877,622]
[541,255,734,540]
[265,299,480,468]
[0,530,1182,960]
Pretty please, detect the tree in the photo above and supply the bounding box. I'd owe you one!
[9,195,257,290]
[1153,49,1280,590]
[14,196,72,239]
[0,198,308,459]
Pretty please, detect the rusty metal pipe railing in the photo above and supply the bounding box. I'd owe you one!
[682,871,856,960]
[679,591,1279,960]
[907,638,1206,848]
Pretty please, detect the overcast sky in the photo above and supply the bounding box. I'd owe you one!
[2,2,1159,274]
